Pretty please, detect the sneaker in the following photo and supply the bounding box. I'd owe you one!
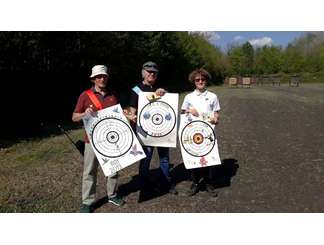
[186,183,199,197]
[80,204,93,213]
[206,184,218,197]
[108,195,125,207]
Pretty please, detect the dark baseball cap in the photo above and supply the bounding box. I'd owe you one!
[142,61,158,72]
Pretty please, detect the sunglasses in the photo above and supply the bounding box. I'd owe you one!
[146,70,158,74]
[94,74,108,79]
[143,64,157,69]
[194,78,206,82]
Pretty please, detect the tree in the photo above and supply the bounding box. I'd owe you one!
[241,42,254,75]
[254,46,283,74]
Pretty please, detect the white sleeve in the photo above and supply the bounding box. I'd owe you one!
[212,95,221,112]
[181,95,191,110]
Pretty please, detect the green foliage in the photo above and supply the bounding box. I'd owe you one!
[254,46,283,74]
[228,45,245,75]
[241,42,254,75]
[227,42,254,76]
[0,31,225,90]
[224,32,324,78]
[2,31,324,86]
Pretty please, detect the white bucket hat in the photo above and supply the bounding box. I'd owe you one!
[90,65,108,78]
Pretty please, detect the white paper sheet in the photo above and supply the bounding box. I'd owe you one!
[136,92,179,147]
[178,114,221,169]
[83,104,146,176]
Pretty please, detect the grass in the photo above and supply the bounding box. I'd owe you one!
[0,129,84,212]
[1,83,323,212]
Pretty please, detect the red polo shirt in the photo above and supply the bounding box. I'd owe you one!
[74,86,119,143]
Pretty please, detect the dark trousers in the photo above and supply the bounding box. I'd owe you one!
[191,166,213,185]
[139,146,171,186]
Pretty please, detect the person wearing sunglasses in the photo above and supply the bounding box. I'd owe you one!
[72,65,125,212]
[181,68,220,197]
[129,61,178,197]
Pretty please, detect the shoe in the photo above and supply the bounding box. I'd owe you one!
[186,183,199,197]
[206,184,218,197]
[169,183,178,195]
[108,194,125,207]
[80,204,93,213]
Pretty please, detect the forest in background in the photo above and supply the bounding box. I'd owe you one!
[1,31,324,141]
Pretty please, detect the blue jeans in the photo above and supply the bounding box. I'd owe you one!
[139,146,171,184]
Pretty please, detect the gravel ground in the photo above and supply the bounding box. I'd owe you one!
[94,83,324,212]
[1,83,323,213]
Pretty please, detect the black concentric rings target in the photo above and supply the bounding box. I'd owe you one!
[91,117,133,158]
[180,120,215,157]
[139,101,176,137]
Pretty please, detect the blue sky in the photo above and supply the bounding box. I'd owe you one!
[206,31,306,51]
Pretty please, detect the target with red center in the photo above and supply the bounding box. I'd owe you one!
[193,133,204,144]
[180,120,215,157]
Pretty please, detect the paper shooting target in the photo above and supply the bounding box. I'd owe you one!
[180,120,216,157]
[139,101,176,137]
[91,117,134,158]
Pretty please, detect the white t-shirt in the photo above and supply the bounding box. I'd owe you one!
[181,89,220,119]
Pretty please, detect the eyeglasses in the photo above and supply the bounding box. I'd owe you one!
[194,78,206,82]
[146,70,158,75]
[94,74,108,79]
[143,64,158,70]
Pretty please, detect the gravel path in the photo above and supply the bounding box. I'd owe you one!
[2,84,323,212]
[94,84,324,212]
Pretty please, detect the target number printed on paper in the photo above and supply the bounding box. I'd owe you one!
[83,104,146,176]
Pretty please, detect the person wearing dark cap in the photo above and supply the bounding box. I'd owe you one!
[72,65,125,212]
[129,61,178,195]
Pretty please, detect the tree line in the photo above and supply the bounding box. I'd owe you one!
[1,31,324,140]
[226,32,324,76]
[0,31,225,140]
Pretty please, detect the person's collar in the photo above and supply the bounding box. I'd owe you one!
[194,89,208,96]
[142,81,153,88]
[92,86,107,94]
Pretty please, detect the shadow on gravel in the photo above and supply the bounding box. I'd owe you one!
[171,158,239,189]
[92,196,109,211]
[212,158,239,188]
[113,167,175,204]
[92,158,239,210]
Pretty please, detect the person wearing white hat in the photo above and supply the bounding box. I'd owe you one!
[72,65,125,212]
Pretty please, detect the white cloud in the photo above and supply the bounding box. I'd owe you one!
[233,35,244,41]
[208,32,221,42]
[188,31,221,43]
[249,37,273,47]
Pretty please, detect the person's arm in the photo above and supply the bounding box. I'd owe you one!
[187,107,199,117]
[155,88,167,96]
[129,88,139,123]
[180,95,199,117]
[72,93,94,122]
[210,95,221,124]
[210,111,220,124]
[72,106,94,122]
[124,106,137,123]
